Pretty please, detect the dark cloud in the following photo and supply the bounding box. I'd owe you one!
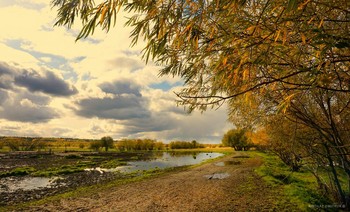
[0,62,62,123]
[0,89,59,123]
[119,113,177,135]
[0,89,9,105]
[76,80,149,120]
[0,103,58,123]
[76,96,150,120]
[0,62,78,97]
[0,63,15,89]
[100,80,141,96]
[15,70,78,97]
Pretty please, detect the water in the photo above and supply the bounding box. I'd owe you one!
[1,152,224,192]
[0,176,61,192]
[113,152,224,173]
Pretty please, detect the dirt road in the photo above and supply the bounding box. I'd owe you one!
[28,152,286,211]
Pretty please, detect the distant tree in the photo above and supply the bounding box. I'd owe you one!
[79,143,85,149]
[100,136,114,152]
[191,140,198,148]
[222,129,252,151]
[89,141,101,152]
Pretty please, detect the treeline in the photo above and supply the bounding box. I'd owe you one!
[0,137,97,151]
[168,140,204,149]
[115,139,165,151]
[0,136,209,152]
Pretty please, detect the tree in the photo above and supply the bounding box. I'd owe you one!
[222,129,251,151]
[52,0,350,108]
[51,0,350,206]
[100,136,114,151]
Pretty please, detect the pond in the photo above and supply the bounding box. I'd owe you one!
[110,152,224,173]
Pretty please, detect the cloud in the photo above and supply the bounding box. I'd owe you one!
[0,62,77,96]
[0,89,9,105]
[119,113,178,135]
[100,80,142,97]
[109,57,144,72]
[75,80,150,120]
[76,96,150,120]
[0,91,59,123]
[0,62,66,123]
[14,69,78,96]
[0,103,58,123]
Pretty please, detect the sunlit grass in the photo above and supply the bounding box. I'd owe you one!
[251,151,333,211]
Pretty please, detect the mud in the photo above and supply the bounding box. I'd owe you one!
[0,151,152,206]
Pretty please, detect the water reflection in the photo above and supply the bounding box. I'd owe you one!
[115,152,223,173]
[0,176,61,192]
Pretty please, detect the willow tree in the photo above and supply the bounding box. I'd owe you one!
[51,0,350,205]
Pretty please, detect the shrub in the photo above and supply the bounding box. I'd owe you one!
[222,129,253,151]
[79,143,85,149]
[89,141,101,151]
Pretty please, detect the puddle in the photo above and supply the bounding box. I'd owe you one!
[104,152,224,174]
[215,161,241,166]
[204,173,230,180]
[0,176,63,192]
[84,167,121,174]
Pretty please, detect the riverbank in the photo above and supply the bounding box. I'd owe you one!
[15,151,298,211]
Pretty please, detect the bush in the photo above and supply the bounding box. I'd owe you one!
[89,142,101,151]
[222,129,253,151]
[4,138,47,151]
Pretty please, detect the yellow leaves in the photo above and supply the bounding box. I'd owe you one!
[308,16,315,24]
[282,28,288,45]
[298,0,311,10]
[318,18,324,28]
[278,93,296,114]
[242,68,249,81]
[157,18,166,39]
[100,6,108,25]
[301,33,306,45]
[244,92,252,107]
[222,57,228,66]
[274,30,281,42]
[246,26,256,33]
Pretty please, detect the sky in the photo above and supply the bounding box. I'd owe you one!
[0,1,232,143]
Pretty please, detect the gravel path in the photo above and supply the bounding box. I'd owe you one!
[28,152,285,211]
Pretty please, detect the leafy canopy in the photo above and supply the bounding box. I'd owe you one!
[51,0,350,114]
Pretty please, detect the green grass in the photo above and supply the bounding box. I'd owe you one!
[0,167,36,177]
[251,151,333,211]
[100,159,127,168]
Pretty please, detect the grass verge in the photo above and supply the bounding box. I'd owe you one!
[251,151,333,211]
